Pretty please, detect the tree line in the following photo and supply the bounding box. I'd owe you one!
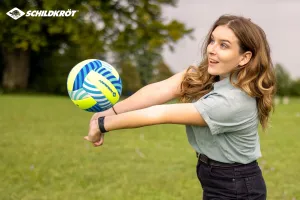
[0,1,299,97]
[0,0,192,96]
[274,63,300,97]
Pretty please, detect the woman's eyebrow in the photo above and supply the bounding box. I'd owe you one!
[211,34,231,44]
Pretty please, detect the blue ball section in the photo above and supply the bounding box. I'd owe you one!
[95,61,122,96]
[72,60,101,91]
[68,88,89,100]
[85,104,103,112]
[82,79,112,111]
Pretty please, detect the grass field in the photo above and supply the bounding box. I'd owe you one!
[0,95,299,200]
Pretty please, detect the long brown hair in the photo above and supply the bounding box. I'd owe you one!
[179,15,276,131]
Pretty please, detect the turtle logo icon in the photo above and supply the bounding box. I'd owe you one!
[6,7,25,20]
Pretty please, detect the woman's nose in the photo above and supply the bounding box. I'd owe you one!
[208,44,217,55]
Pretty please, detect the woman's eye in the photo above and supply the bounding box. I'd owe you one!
[210,39,215,44]
[221,43,228,48]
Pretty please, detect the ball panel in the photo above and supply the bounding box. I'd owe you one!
[84,102,111,112]
[85,71,120,105]
[90,60,102,69]
[99,60,120,79]
[73,62,97,91]
[68,88,90,100]
[82,77,113,111]
[72,97,97,110]
[67,59,97,91]
[111,79,122,96]
[85,104,102,112]
[82,79,107,101]
[95,64,122,96]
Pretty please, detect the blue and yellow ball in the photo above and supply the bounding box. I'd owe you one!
[67,59,122,112]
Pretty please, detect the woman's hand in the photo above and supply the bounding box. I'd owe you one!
[84,118,105,147]
[85,108,115,147]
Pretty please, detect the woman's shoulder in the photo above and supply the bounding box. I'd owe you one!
[193,86,258,135]
[204,87,257,112]
[218,85,255,102]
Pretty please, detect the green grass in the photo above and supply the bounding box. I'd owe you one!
[0,95,299,199]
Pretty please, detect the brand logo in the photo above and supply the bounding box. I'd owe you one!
[6,7,25,20]
[99,80,116,97]
[6,7,78,20]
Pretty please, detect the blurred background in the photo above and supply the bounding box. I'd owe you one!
[0,0,300,199]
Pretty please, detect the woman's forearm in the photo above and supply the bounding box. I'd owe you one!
[103,103,206,132]
[100,70,185,117]
[85,103,206,145]
[112,82,175,114]
[104,105,164,131]
[99,84,162,117]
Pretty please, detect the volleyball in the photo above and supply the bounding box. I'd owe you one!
[67,59,122,112]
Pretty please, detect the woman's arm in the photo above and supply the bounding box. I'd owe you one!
[106,103,207,129]
[85,103,207,146]
[86,69,189,145]
[91,69,188,120]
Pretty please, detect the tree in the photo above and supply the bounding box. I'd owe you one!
[0,0,193,91]
[150,61,174,83]
[274,63,292,96]
[119,59,142,96]
[29,44,85,94]
[290,79,300,96]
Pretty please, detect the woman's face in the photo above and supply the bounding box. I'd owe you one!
[206,25,250,79]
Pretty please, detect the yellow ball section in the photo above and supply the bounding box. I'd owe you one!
[86,71,120,105]
[71,96,97,110]
[67,59,98,91]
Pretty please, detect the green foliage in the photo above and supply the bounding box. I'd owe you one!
[0,0,193,58]
[290,79,300,96]
[29,45,85,95]
[119,60,142,96]
[274,63,292,96]
[0,48,3,85]
[0,0,193,92]
[150,61,174,83]
[274,63,300,97]
[0,0,94,53]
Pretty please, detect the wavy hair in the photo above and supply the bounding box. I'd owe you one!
[179,15,276,131]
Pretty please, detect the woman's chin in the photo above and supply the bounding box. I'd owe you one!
[207,68,220,76]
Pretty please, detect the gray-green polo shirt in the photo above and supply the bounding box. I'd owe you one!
[186,77,261,164]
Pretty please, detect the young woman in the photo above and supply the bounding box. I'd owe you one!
[84,14,276,199]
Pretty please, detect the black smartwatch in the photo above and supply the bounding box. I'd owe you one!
[98,116,108,133]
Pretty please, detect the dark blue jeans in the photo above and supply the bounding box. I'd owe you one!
[196,158,267,199]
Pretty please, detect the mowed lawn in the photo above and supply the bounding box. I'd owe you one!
[0,95,299,200]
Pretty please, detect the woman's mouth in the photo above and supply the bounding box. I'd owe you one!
[209,59,219,66]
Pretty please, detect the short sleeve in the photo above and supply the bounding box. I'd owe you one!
[193,91,256,135]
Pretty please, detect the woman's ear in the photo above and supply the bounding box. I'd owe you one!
[239,51,252,66]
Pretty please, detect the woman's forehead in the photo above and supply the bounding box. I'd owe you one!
[211,25,238,43]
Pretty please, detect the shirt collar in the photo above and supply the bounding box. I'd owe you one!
[213,75,236,90]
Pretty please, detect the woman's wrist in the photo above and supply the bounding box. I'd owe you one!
[111,106,118,115]
[98,116,109,133]
[101,115,115,132]
[102,107,116,116]
[109,106,118,115]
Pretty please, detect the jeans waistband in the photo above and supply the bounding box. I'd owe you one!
[197,153,256,168]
